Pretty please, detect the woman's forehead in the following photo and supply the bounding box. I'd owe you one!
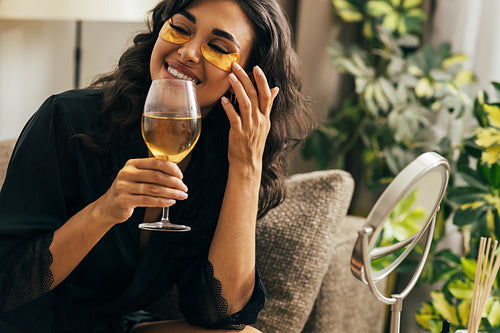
[181,0,253,37]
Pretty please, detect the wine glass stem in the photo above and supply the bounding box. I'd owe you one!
[161,206,170,222]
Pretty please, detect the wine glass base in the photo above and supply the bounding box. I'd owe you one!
[138,222,191,232]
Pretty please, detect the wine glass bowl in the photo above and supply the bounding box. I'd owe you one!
[139,79,201,231]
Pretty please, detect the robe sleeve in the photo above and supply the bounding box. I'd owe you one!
[0,94,80,323]
[177,258,266,330]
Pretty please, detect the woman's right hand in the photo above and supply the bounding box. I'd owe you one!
[95,157,188,227]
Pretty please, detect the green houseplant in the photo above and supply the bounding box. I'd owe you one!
[300,1,500,332]
[415,84,500,333]
[301,0,477,277]
[302,0,476,196]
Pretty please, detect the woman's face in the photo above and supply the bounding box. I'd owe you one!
[150,0,254,115]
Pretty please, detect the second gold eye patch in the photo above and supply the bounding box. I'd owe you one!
[159,19,240,72]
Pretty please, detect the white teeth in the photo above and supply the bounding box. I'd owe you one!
[167,66,199,84]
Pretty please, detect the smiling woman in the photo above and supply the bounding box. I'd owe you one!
[0,0,314,332]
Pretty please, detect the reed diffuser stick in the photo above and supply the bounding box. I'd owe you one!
[467,237,500,333]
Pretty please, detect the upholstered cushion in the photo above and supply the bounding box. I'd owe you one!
[0,139,16,189]
[302,215,387,333]
[253,170,354,332]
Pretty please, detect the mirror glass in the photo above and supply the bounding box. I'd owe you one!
[351,152,449,286]
[370,169,445,277]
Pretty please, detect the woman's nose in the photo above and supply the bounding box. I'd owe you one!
[178,40,201,64]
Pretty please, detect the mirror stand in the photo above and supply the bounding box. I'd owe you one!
[359,215,436,333]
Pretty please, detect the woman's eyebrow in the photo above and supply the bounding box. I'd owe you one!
[178,10,196,23]
[211,28,241,50]
[177,10,240,50]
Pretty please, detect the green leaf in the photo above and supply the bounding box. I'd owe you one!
[487,299,500,326]
[416,313,435,331]
[480,163,500,187]
[366,1,393,16]
[416,302,437,330]
[382,11,401,31]
[456,168,490,191]
[431,291,459,325]
[461,258,478,281]
[378,78,397,105]
[403,0,423,8]
[453,206,487,227]
[447,279,474,299]
[333,0,364,21]
[364,83,380,115]
[373,81,390,112]
[363,20,374,38]
[447,186,487,205]
[492,82,500,95]
[398,16,408,34]
[458,299,471,326]
[403,17,423,34]
[491,163,500,188]
[435,249,461,263]
[415,78,434,98]
[405,7,426,19]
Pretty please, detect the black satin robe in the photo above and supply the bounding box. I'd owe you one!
[0,89,265,332]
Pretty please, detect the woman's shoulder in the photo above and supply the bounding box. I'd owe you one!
[36,88,104,129]
[48,88,103,113]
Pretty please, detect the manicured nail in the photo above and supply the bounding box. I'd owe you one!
[221,96,230,104]
[232,62,242,70]
[229,73,238,83]
[254,66,263,76]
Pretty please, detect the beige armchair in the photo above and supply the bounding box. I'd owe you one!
[0,138,386,333]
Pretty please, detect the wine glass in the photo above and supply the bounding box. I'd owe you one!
[139,79,201,231]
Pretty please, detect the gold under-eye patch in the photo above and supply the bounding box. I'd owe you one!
[159,19,240,72]
[201,44,240,72]
[159,19,191,44]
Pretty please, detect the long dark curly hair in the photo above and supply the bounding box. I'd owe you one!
[83,0,314,218]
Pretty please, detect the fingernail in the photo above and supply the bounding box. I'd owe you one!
[274,87,280,95]
[254,66,263,76]
[221,96,230,104]
[229,73,238,83]
[232,62,242,70]
[180,192,188,199]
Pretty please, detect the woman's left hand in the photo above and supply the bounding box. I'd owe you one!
[221,62,279,169]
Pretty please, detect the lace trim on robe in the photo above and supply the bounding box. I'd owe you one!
[0,232,54,313]
[205,261,245,330]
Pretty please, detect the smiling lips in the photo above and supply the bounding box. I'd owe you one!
[166,64,200,85]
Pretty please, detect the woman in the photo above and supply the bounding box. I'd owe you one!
[0,0,313,332]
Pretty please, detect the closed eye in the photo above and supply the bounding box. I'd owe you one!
[170,22,190,36]
[207,43,231,55]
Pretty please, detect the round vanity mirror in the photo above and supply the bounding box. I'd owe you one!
[350,152,450,333]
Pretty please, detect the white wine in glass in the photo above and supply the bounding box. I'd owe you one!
[139,79,201,231]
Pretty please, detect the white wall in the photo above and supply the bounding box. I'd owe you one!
[431,0,500,92]
[0,20,145,140]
